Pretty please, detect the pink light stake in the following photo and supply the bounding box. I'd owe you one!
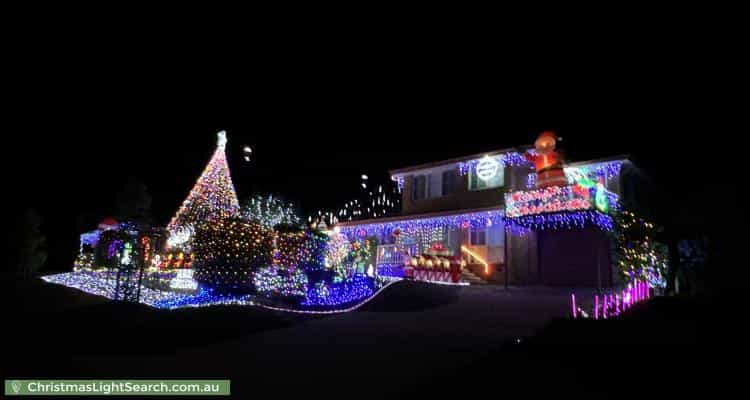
[571,294,577,319]
[615,294,620,315]
[594,295,599,320]
[603,295,608,319]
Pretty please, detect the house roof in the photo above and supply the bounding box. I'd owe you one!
[389,149,631,177]
[388,146,532,176]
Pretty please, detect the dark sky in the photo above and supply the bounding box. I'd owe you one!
[7,37,746,270]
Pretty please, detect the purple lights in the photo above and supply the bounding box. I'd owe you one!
[573,281,651,319]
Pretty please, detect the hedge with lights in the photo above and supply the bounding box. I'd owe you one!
[193,218,274,294]
[275,226,329,272]
[613,210,668,289]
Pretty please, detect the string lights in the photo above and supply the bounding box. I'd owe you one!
[301,275,376,307]
[166,131,240,236]
[253,266,308,298]
[458,152,530,176]
[505,210,614,235]
[614,210,667,289]
[338,209,505,241]
[241,194,300,228]
[192,218,274,294]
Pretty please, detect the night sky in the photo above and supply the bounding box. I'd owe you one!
[8,56,745,272]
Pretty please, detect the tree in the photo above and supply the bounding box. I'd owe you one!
[9,209,47,280]
[115,177,152,222]
[241,194,300,228]
[167,131,240,233]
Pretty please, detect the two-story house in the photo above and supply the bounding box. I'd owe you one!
[337,139,649,287]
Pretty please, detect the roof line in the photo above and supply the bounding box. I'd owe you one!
[336,205,505,228]
[564,154,631,168]
[389,146,532,176]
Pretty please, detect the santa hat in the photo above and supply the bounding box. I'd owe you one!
[538,131,560,142]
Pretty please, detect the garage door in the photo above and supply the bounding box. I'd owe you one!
[538,227,612,287]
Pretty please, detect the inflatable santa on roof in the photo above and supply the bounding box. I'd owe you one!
[525,131,569,188]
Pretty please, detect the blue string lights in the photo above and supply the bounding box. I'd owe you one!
[505,210,615,235]
[458,152,530,176]
[301,275,376,307]
[338,209,505,241]
[253,266,309,298]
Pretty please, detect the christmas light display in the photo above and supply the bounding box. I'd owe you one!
[166,225,193,250]
[241,194,300,228]
[253,266,308,298]
[44,269,391,312]
[312,176,400,225]
[564,160,624,186]
[301,275,376,307]
[571,280,651,319]
[166,131,240,235]
[525,173,536,189]
[338,209,505,241]
[392,175,405,192]
[476,155,500,181]
[159,251,194,270]
[505,184,602,218]
[505,210,614,235]
[613,211,667,289]
[458,152,530,176]
[376,263,404,278]
[192,218,274,294]
[73,253,94,271]
[169,269,199,290]
[347,239,373,274]
[152,287,255,309]
[324,232,352,278]
[275,229,329,271]
[80,231,101,250]
[141,236,151,265]
[41,272,192,307]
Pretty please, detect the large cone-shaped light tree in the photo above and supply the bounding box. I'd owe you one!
[167,131,240,234]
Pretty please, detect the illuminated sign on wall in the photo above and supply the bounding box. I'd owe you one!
[476,156,500,181]
[505,184,606,218]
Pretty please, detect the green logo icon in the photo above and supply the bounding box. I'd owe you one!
[11,381,21,394]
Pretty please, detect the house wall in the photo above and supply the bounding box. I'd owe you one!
[401,165,530,216]
[506,231,539,285]
[537,228,613,287]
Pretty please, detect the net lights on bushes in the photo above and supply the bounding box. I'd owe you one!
[253,265,309,298]
[301,275,376,307]
[192,218,274,293]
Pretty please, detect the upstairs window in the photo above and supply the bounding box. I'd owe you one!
[469,165,504,191]
[412,175,427,200]
[442,169,457,196]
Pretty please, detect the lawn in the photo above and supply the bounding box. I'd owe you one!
[3,277,717,397]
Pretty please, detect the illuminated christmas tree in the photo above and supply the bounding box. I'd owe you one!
[167,131,240,234]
